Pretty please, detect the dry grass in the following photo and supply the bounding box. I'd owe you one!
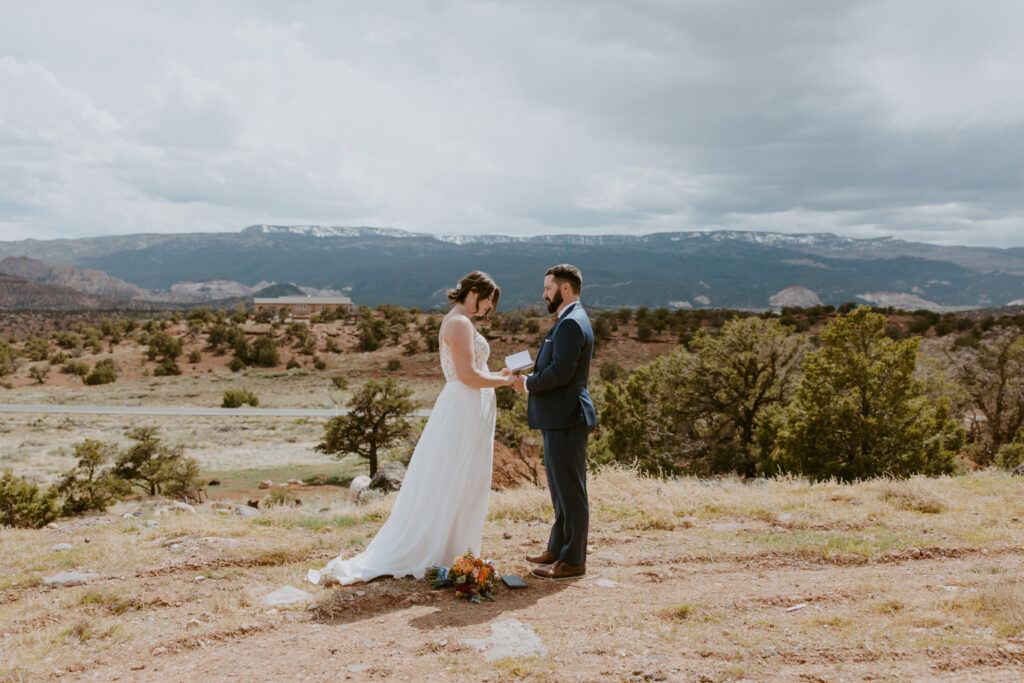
[3,468,1024,680]
[878,479,948,514]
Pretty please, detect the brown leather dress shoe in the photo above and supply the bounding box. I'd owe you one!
[525,551,558,565]
[531,561,586,579]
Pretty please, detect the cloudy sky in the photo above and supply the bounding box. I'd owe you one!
[2,1,1023,247]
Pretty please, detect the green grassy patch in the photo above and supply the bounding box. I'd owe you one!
[744,526,927,559]
[279,515,358,530]
[202,457,368,492]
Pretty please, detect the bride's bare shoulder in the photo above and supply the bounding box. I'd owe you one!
[441,313,475,342]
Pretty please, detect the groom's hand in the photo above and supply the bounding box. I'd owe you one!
[510,374,526,393]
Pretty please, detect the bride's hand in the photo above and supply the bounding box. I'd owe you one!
[499,367,513,377]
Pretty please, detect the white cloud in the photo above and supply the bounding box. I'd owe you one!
[0,1,1022,246]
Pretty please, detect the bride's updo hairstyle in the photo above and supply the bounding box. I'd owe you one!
[447,271,500,320]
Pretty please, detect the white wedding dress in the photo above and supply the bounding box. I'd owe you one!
[306,325,496,586]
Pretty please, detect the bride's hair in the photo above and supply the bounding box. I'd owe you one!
[447,271,500,320]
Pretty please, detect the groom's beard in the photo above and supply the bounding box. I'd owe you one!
[546,290,563,315]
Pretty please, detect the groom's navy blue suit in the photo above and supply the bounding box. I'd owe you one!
[525,301,597,566]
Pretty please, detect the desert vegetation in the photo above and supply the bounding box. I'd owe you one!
[4,302,1024,678]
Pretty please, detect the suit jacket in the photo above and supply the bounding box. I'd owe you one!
[526,302,598,430]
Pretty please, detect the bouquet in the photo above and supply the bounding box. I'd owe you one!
[426,549,499,603]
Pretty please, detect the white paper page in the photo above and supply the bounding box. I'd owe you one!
[505,350,533,372]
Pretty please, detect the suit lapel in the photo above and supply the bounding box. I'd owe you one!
[537,303,578,371]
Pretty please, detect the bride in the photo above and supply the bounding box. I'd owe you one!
[307,271,515,586]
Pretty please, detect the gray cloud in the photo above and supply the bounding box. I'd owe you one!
[1,0,1022,246]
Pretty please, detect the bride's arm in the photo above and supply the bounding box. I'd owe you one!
[445,316,515,389]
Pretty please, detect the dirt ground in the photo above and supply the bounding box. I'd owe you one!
[3,471,1024,682]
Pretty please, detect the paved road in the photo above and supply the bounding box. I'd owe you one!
[0,404,432,418]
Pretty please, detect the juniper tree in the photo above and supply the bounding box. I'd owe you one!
[57,439,130,515]
[316,378,413,476]
[593,316,806,476]
[772,307,963,481]
[941,328,1024,463]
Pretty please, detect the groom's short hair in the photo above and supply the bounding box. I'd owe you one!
[546,264,582,295]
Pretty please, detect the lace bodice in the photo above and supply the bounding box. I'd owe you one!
[439,324,490,383]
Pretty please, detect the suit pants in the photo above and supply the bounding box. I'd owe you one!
[542,423,589,566]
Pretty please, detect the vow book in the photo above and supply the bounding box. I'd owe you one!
[505,350,534,373]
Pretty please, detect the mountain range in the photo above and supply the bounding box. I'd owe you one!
[2,226,1024,310]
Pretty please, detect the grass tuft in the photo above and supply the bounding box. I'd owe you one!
[878,481,946,514]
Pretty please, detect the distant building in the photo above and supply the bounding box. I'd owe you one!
[253,296,354,319]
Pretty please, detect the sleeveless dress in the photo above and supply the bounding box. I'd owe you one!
[306,325,496,586]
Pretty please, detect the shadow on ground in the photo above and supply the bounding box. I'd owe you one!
[312,574,573,628]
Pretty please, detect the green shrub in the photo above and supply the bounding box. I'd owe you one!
[28,365,50,384]
[84,360,117,385]
[153,357,181,376]
[188,349,202,364]
[386,359,401,371]
[264,487,301,507]
[230,304,248,325]
[222,389,259,408]
[229,357,245,372]
[599,361,625,383]
[0,340,13,376]
[286,358,300,370]
[0,471,60,528]
[112,427,202,501]
[313,356,327,370]
[23,337,50,361]
[997,427,1024,470]
[146,332,182,361]
[997,443,1024,470]
[251,335,279,367]
[53,331,83,349]
[61,360,90,378]
[56,439,130,516]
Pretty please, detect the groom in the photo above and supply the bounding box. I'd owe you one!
[511,264,597,579]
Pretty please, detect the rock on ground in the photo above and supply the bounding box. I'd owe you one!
[49,543,73,552]
[348,475,372,504]
[43,571,99,587]
[369,461,406,492]
[262,586,314,607]
[233,504,261,518]
[464,619,547,661]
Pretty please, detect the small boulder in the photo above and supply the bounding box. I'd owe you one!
[49,543,74,552]
[233,505,261,518]
[348,475,372,504]
[464,619,547,661]
[369,461,406,493]
[262,586,314,607]
[43,571,98,588]
[258,480,273,489]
